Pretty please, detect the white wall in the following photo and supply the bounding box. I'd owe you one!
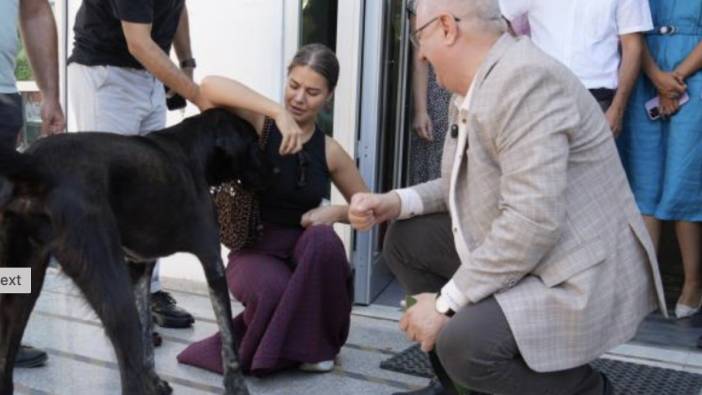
[58,0,295,287]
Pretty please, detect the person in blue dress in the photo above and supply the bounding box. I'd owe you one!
[618,0,702,319]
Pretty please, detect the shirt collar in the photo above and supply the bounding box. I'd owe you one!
[457,76,478,113]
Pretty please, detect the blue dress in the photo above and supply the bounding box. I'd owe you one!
[617,0,702,221]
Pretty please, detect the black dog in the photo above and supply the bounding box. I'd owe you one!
[0,109,272,395]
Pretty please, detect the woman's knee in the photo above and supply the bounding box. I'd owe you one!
[226,254,291,307]
[295,225,346,260]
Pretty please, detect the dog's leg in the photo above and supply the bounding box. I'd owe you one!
[198,253,248,395]
[128,261,156,369]
[127,260,171,394]
[52,202,170,395]
[0,215,50,395]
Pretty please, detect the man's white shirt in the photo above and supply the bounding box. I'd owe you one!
[499,0,652,89]
[394,82,476,312]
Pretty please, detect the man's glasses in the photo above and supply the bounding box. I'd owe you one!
[408,14,461,48]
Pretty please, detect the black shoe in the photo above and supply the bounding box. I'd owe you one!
[152,331,163,347]
[16,345,48,368]
[393,379,446,395]
[151,291,194,328]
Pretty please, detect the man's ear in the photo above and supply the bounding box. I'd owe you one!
[440,14,460,44]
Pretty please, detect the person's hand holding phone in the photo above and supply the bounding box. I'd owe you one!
[659,94,681,118]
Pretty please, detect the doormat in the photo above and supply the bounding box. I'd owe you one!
[379,344,702,395]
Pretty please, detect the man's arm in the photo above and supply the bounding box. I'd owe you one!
[172,5,193,81]
[121,21,208,110]
[606,33,643,136]
[19,0,65,135]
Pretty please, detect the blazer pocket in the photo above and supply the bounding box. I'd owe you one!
[537,238,607,287]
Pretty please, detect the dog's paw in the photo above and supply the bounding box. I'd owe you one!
[223,373,249,395]
[155,379,172,395]
[146,372,172,395]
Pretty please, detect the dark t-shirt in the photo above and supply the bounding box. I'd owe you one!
[68,0,184,69]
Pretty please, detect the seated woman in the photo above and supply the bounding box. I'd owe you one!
[177,43,368,375]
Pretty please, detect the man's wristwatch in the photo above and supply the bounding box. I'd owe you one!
[180,58,197,69]
[435,292,455,317]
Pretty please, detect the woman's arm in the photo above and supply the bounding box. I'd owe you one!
[200,76,303,154]
[641,43,687,99]
[300,137,369,227]
[675,39,702,80]
[327,137,370,223]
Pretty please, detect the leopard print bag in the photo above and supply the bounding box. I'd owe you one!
[210,118,272,252]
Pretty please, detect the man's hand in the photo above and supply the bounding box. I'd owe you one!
[604,104,623,137]
[413,110,433,141]
[399,293,449,352]
[348,192,402,231]
[39,97,65,136]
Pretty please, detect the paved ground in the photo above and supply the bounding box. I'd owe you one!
[13,268,702,394]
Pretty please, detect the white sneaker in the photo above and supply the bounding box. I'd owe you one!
[675,302,701,319]
[299,360,335,372]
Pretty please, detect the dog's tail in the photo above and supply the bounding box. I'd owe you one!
[0,146,50,211]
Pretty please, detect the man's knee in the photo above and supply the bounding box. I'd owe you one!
[382,219,418,272]
[436,301,508,389]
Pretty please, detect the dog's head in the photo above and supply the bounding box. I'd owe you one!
[203,109,275,191]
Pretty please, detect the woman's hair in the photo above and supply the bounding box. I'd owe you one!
[287,43,340,92]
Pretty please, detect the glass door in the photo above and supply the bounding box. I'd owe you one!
[300,0,338,137]
[354,0,411,304]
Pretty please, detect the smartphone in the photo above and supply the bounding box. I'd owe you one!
[164,85,187,111]
[645,92,689,120]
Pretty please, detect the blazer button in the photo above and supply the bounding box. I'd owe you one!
[450,124,458,138]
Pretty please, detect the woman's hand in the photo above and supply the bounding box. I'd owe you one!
[659,94,680,118]
[273,108,304,155]
[413,111,433,141]
[652,70,687,99]
[301,206,344,227]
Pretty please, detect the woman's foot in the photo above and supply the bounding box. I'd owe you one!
[675,287,702,319]
[299,359,335,372]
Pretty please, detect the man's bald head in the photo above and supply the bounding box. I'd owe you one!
[416,0,506,34]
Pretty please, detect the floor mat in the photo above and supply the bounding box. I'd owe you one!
[380,344,702,395]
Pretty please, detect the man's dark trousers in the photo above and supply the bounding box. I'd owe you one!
[382,213,605,395]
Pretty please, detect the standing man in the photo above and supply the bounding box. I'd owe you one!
[349,0,666,394]
[67,0,200,335]
[1,0,65,368]
[499,0,652,136]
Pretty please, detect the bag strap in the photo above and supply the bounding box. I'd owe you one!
[260,117,274,148]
